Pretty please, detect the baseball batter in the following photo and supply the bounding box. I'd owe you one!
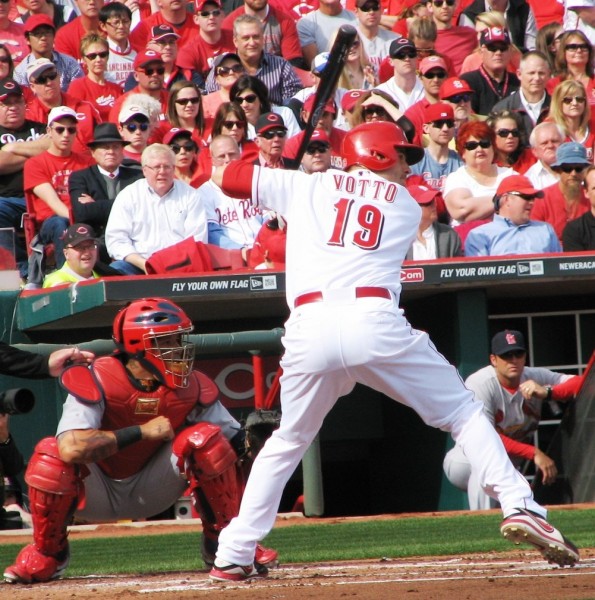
[209,122,579,581]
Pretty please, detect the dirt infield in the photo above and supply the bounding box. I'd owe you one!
[2,513,595,600]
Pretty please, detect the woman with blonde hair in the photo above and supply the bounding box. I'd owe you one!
[548,80,594,160]
[334,32,377,91]
[459,11,521,75]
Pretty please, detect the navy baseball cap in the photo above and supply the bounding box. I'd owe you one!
[256,112,286,134]
[491,330,526,356]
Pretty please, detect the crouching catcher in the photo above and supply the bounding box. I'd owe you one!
[3,297,276,584]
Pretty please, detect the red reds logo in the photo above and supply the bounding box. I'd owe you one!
[3,81,15,90]
[267,114,279,122]
[505,333,517,345]
[76,225,90,235]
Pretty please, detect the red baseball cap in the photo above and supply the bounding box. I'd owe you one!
[163,127,193,146]
[24,14,55,34]
[308,128,331,145]
[303,94,336,115]
[407,183,441,205]
[480,27,511,46]
[195,0,221,10]
[133,49,164,71]
[423,102,454,123]
[419,55,447,75]
[439,77,473,100]
[341,89,366,113]
[496,175,544,198]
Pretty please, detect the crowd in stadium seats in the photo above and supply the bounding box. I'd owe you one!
[0,0,593,286]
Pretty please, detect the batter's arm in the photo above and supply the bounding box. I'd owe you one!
[57,416,174,464]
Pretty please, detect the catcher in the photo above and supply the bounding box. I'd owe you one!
[3,297,276,584]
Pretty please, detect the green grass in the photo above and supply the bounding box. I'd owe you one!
[1,509,594,576]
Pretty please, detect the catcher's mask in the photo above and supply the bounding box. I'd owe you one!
[113,298,195,388]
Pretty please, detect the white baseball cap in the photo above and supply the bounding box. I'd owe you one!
[47,106,78,125]
[119,104,150,124]
[27,57,56,83]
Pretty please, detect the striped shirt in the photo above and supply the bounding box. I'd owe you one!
[14,51,84,92]
[204,52,303,106]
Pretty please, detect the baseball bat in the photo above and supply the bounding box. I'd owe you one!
[293,24,358,166]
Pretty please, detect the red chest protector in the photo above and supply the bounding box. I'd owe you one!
[64,357,219,480]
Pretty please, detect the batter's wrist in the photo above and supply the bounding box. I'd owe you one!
[114,426,142,450]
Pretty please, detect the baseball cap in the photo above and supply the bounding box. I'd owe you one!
[212,52,241,70]
[550,141,591,169]
[407,183,441,205]
[0,78,23,102]
[23,14,55,34]
[195,0,221,10]
[303,94,336,115]
[491,330,526,356]
[47,105,78,125]
[26,57,55,83]
[480,27,511,46]
[150,24,180,42]
[495,174,544,198]
[439,77,473,100]
[341,89,366,112]
[355,0,380,6]
[311,52,330,76]
[419,55,447,75]
[133,49,164,71]
[389,37,416,58]
[163,127,193,145]
[307,128,331,146]
[423,102,454,123]
[63,223,97,247]
[256,112,287,134]
[118,104,150,123]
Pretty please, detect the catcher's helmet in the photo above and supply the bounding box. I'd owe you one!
[113,298,195,388]
[342,122,424,171]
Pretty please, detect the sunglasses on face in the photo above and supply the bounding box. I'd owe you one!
[222,120,246,129]
[558,165,585,174]
[123,122,149,132]
[423,70,447,80]
[52,125,77,135]
[464,139,491,150]
[562,96,586,105]
[448,93,472,103]
[305,143,330,154]
[432,0,455,6]
[416,47,435,56]
[394,50,417,60]
[359,3,380,11]
[0,56,9,64]
[237,93,258,104]
[432,119,455,128]
[485,43,510,53]
[499,350,525,360]
[0,0,11,4]
[142,66,165,76]
[85,50,109,60]
[171,142,197,154]
[507,191,542,201]
[29,28,54,38]
[496,128,520,138]
[565,43,590,52]
[34,71,58,85]
[216,64,244,76]
[350,40,361,49]
[200,9,221,16]
[175,97,200,106]
[363,106,387,117]
[259,129,286,140]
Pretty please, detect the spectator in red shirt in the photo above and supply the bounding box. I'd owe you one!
[223,0,304,68]
[129,0,197,52]
[68,34,123,122]
[0,0,28,65]
[428,0,477,75]
[25,57,101,156]
[532,142,591,243]
[176,0,235,80]
[23,105,94,267]
[54,0,103,62]
[109,49,169,124]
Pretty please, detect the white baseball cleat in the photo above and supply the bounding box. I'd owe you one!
[500,508,579,567]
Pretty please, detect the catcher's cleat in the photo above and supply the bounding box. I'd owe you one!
[210,560,268,582]
[4,543,70,584]
[501,508,579,567]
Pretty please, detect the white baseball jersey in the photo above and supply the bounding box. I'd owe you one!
[250,166,421,306]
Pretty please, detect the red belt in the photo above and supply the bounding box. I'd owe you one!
[294,287,392,308]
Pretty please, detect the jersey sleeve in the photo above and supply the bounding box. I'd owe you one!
[498,432,535,461]
[56,394,104,436]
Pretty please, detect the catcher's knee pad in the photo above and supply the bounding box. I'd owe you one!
[172,423,241,535]
[24,437,82,558]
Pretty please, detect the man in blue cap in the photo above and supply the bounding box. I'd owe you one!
[531,141,591,244]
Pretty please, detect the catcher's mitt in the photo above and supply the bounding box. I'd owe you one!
[244,409,281,458]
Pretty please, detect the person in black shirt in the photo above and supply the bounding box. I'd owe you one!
[562,165,595,251]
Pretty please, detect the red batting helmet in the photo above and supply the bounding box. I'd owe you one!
[342,122,424,171]
[113,298,195,388]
